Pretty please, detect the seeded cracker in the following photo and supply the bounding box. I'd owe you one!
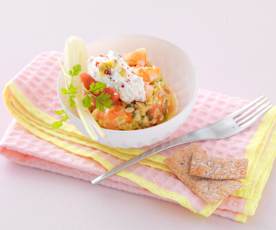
[190,149,248,180]
[165,144,242,203]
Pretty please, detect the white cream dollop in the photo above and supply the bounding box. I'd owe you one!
[87,51,146,103]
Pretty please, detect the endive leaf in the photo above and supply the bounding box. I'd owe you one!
[63,36,104,140]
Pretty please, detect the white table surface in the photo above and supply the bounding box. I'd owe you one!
[0,0,276,229]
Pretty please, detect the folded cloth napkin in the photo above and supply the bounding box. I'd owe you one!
[1,52,276,223]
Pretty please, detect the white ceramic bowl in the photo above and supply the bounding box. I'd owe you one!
[58,35,197,148]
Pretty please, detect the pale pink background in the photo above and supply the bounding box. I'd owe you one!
[0,0,276,229]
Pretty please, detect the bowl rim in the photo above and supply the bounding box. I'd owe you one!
[59,34,197,134]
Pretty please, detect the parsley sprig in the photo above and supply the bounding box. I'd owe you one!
[61,83,77,107]
[60,64,81,108]
[54,64,114,129]
[82,81,113,112]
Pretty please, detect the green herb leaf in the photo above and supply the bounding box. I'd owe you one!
[54,109,65,115]
[82,95,92,108]
[61,83,77,108]
[51,111,69,129]
[68,84,77,94]
[61,84,77,95]
[90,82,106,94]
[69,95,76,107]
[51,120,63,129]
[61,113,69,122]
[96,93,112,111]
[61,88,69,95]
[69,64,82,77]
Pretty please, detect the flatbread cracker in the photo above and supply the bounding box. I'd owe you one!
[190,149,248,179]
[165,144,242,204]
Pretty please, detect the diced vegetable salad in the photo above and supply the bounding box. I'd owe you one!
[63,48,175,130]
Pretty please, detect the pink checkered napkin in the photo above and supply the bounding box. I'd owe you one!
[0,51,273,222]
[0,122,244,221]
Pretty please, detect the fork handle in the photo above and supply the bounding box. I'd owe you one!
[91,130,206,184]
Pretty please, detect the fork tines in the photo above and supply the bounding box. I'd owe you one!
[232,96,272,127]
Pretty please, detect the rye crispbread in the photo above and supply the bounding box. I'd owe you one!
[165,144,242,203]
[189,149,248,180]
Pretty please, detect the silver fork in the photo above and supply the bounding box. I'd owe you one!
[92,96,272,184]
